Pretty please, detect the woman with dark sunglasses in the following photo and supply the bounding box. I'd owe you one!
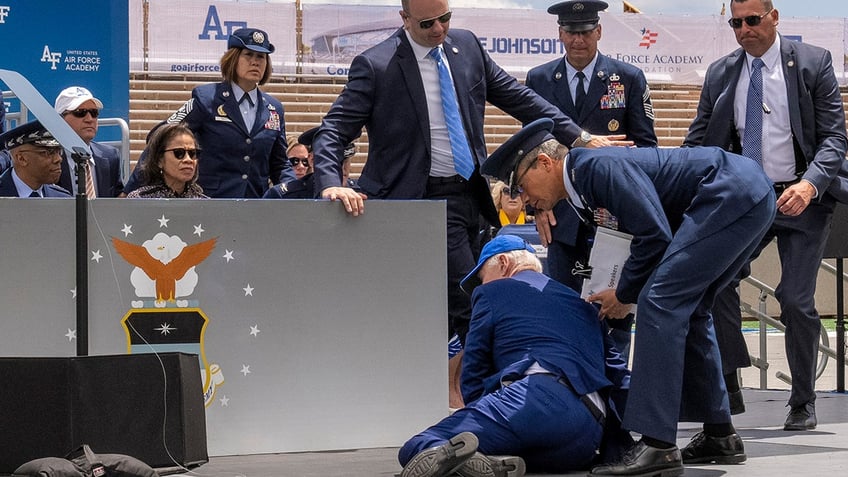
[123,27,292,198]
[127,124,206,199]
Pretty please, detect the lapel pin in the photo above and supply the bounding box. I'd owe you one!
[223,91,230,98]
[787,60,795,67]
[555,71,562,80]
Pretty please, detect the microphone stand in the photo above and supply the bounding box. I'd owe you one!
[72,146,91,357]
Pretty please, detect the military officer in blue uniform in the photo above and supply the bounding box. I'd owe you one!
[525,0,657,357]
[483,119,776,476]
[0,121,71,198]
[125,28,291,198]
[398,234,631,476]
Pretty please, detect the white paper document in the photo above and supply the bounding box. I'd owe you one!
[581,227,634,300]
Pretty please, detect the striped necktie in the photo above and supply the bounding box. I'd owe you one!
[84,161,96,198]
[742,58,765,166]
[429,47,475,180]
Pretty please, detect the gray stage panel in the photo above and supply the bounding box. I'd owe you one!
[0,198,448,456]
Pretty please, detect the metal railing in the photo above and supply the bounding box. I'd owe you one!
[741,264,845,389]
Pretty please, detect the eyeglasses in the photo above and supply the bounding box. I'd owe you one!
[508,156,540,199]
[501,187,516,197]
[407,10,452,30]
[64,108,100,119]
[728,9,773,29]
[289,157,310,167]
[165,148,199,160]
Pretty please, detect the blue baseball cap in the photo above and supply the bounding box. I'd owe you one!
[461,235,536,294]
[228,28,275,54]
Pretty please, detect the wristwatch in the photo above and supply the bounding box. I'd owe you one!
[571,130,592,148]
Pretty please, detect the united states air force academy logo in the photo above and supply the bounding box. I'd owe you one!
[112,216,223,408]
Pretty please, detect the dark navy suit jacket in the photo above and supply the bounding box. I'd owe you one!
[684,35,848,203]
[58,142,124,197]
[0,168,70,197]
[312,27,583,223]
[526,53,657,249]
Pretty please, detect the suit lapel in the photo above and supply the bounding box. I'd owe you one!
[396,31,432,153]
[780,36,803,143]
[444,35,473,137]
[551,59,576,118]
[220,84,249,135]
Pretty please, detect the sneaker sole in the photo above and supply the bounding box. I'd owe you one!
[457,454,526,477]
[401,432,479,477]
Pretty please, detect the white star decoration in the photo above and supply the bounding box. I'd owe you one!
[91,250,103,263]
[240,364,251,376]
[223,250,234,262]
[158,214,170,227]
[243,284,254,296]
[121,224,133,237]
[65,329,76,341]
[154,323,176,335]
[193,224,205,237]
[219,395,230,407]
[249,325,260,337]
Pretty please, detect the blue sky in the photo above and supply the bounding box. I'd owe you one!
[301,1,848,18]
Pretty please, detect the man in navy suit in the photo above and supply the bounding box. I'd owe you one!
[484,119,777,476]
[311,0,626,408]
[525,0,657,358]
[398,234,630,477]
[683,0,848,429]
[53,86,124,197]
[0,121,71,198]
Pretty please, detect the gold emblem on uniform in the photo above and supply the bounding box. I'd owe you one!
[573,3,585,11]
[217,105,227,116]
[253,31,265,44]
[608,119,620,132]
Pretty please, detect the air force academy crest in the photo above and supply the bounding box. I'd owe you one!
[113,230,223,408]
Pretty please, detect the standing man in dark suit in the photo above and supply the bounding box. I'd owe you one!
[0,121,71,198]
[53,86,124,197]
[683,0,848,429]
[525,0,656,358]
[484,119,777,476]
[311,0,626,408]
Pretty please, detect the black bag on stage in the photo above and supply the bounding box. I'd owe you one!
[12,445,158,477]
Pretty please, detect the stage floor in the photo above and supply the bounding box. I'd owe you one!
[173,388,848,477]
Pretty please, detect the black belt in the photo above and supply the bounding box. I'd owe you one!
[427,174,468,185]
[556,376,606,427]
[773,179,801,195]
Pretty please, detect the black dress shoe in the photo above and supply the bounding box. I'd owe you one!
[784,402,817,430]
[729,389,746,415]
[589,440,683,477]
[682,431,746,464]
[401,432,478,477]
[455,453,526,477]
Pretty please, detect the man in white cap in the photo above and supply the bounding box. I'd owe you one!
[54,86,124,197]
[0,120,70,197]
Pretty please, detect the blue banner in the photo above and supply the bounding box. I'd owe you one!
[0,0,129,140]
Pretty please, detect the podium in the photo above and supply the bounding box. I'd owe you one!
[0,352,207,473]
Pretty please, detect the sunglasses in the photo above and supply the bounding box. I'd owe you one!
[728,9,773,29]
[409,11,452,30]
[289,157,310,167]
[165,148,199,160]
[65,108,100,119]
[507,156,539,199]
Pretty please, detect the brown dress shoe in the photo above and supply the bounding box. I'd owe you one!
[682,432,746,464]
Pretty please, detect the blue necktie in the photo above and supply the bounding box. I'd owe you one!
[28,190,40,198]
[574,71,587,112]
[429,47,474,180]
[742,58,765,166]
